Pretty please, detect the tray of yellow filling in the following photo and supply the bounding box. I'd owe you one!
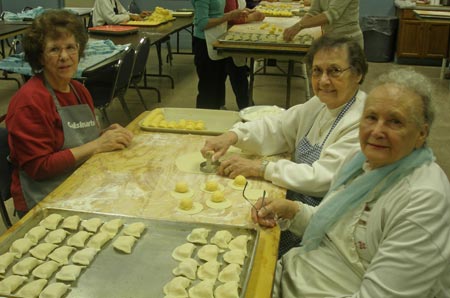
[0,207,258,298]
[139,108,241,135]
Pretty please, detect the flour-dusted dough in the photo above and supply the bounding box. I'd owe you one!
[188,279,215,298]
[16,279,48,298]
[200,180,225,193]
[80,217,103,233]
[47,246,75,265]
[29,243,59,260]
[55,264,85,282]
[113,235,137,254]
[214,281,240,298]
[223,250,246,265]
[170,182,195,200]
[172,243,196,261]
[0,252,16,274]
[210,230,233,249]
[197,244,221,262]
[12,257,43,275]
[163,276,191,297]
[197,260,221,280]
[32,261,61,279]
[205,198,232,210]
[0,275,27,294]
[25,226,48,244]
[100,218,124,237]
[218,263,242,283]
[38,282,71,298]
[9,238,35,258]
[228,175,248,190]
[176,148,243,174]
[123,222,146,238]
[44,229,70,244]
[86,232,112,250]
[39,214,63,230]
[172,258,198,280]
[242,189,265,202]
[176,200,203,215]
[71,247,98,266]
[61,215,81,230]
[66,231,93,248]
[228,235,250,253]
[186,228,210,244]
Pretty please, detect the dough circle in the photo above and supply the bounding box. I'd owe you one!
[170,189,195,199]
[206,199,232,209]
[228,180,250,190]
[176,202,204,214]
[243,189,265,202]
[200,182,225,193]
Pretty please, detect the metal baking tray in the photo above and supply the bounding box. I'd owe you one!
[0,207,259,298]
[218,31,314,47]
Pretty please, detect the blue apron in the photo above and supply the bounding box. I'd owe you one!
[279,96,356,257]
[20,80,100,210]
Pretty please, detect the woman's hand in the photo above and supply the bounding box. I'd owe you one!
[226,9,250,22]
[96,124,133,153]
[283,22,302,41]
[140,10,152,18]
[218,156,261,178]
[247,11,265,22]
[201,132,238,162]
[251,197,300,228]
[129,14,143,21]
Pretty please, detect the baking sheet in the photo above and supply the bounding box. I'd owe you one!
[171,11,194,17]
[88,25,139,35]
[0,207,259,298]
[414,9,450,19]
[120,17,176,27]
[139,108,241,135]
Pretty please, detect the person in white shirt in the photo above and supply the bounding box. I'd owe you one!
[92,0,151,26]
[201,35,368,256]
[252,69,450,298]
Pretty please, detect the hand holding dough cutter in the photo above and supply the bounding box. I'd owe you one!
[200,151,220,173]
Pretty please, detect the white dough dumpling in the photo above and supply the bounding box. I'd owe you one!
[223,250,246,265]
[12,257,43,275]
[61,215,81,230]
[123,222,146,238]
[100,218,124,237]
[0,275,27,294]
[32,261,61,279]
[39,282,70,298]
[113,235,137,254]
[71,247,98,266]
[16,279,48,298]
[172,258,198,280]
[48,246,75,265]
[44,229,70,244]
[39,214,63,230]
[172,242,196,261]
[25,226,48,244]
[163,276,191,297]
[55,264,85,281]
[188,280,215,298]
[81,217,103,233]
[197,260,221,280]
[9,238,35,258]
[197,244,221,262]
[29,243,58,260]
[86,231,112,250]
[186,228,210,244]
[210,230,233,249]
[0,252,16,274]
[66,231,93,248]
[171,181,195,199]
[218,263,242,283]
[228,235,250,253]
[214,281,240,298]
[176,197,203,215]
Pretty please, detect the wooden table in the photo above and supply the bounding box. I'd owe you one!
[24,111,283,298]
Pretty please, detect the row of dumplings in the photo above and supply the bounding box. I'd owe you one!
[164,228,252,298]
[0,213,146,298]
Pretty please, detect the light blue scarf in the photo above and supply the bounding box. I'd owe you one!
[301,147,434,252]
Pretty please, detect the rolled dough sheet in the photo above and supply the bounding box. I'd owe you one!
[175,147,242,174]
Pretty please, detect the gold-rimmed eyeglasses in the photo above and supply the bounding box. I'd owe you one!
[242,181,266,211]
[45,43,79,57]
[311,66,352,79]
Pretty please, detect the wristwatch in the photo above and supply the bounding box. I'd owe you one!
[260,159,269,177]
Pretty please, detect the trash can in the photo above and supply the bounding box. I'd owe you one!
[362,16,399,62]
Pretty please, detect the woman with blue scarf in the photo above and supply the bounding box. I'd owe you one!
[252,69,450,297]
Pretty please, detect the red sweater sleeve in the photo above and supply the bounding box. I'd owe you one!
[225,0,247,25]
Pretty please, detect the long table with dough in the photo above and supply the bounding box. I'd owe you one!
[2,110,286,298]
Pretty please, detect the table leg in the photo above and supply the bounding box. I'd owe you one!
[440,57,448,80]
[302,63,311,100]
[249,58,255,104]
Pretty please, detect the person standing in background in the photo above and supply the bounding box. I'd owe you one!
[283,0,363,49]
[92,0,151,26]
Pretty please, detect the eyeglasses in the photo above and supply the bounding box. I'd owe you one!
[311,66,352,79]
[45,43,79,57]
[242,181,266,211]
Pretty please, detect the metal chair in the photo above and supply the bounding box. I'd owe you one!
[1,38,23,89]
[130,37,161,109]
[0,127,12,228]
[84,47,136,125]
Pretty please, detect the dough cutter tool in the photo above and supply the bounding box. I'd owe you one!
[199,151,220,173]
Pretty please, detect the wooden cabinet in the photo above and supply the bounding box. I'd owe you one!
[396,9,450,59]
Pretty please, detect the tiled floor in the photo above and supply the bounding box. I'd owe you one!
[1,48,449,234]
